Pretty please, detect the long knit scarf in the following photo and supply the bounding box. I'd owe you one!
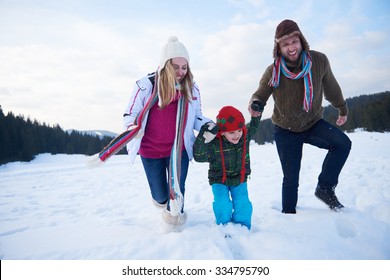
[169,90,188,215]
[95,73,188,216]
[98,78,159,162]
[268,51,313,112]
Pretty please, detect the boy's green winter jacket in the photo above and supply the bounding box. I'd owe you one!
[193,116,261,187]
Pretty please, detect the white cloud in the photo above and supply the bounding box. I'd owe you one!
[1,0,389,133]
[194,22,276,121]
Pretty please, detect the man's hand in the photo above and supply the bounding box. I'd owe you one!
[336,115,347,126]
[248,99,264,117]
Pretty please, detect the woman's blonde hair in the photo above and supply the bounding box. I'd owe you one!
[158,60,193,108]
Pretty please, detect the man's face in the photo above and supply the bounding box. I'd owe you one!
[279,34,302,63]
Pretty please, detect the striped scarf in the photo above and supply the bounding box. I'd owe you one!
[268,51,313,112]
[168,90,188,215]
[98,79,159,162]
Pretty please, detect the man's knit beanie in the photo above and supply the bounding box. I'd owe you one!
[272,19,310,59]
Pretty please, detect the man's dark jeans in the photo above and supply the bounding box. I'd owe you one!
[274,119,352,212]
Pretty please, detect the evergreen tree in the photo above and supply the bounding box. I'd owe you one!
[0,107,115,165]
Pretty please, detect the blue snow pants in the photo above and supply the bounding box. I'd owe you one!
[211,182,253,229]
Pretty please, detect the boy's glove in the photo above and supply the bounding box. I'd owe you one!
[250,100,265,113]
[203,122,218,143]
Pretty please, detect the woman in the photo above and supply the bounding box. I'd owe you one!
[123,36,211,232]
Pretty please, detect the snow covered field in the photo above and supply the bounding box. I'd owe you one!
[0,130,389,261]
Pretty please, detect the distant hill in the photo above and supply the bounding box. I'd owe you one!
[67,129,118,139]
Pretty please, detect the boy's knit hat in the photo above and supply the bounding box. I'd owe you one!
[159,36,190,72]
[216,106,246,133]
[272,19,310,59]
[216,106,247,184]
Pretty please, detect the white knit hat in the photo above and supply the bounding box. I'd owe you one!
[159,36,190,72]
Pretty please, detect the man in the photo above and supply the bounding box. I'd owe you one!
[248,19,352,214]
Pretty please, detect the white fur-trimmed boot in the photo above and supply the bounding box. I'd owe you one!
[161,210,187,233]
[152,199,167,209]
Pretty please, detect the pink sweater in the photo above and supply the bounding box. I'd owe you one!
[139,99,179,158]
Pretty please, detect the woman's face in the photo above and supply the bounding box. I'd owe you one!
[171,57,188,82]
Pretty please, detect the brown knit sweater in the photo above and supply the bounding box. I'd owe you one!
[251,50,348,132]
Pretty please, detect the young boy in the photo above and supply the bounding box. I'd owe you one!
[193,106,261,230]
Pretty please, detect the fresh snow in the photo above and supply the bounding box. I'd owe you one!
[0,130,389,260]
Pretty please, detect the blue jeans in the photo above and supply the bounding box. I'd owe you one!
[141,151,189,211]
[274,119,352,212]
[211,183,253,229]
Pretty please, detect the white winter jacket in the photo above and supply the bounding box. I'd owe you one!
[123,73,211,163]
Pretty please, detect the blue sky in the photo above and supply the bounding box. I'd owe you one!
[0,0,389,133]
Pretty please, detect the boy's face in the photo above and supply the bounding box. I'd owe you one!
[221,129,243,144]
